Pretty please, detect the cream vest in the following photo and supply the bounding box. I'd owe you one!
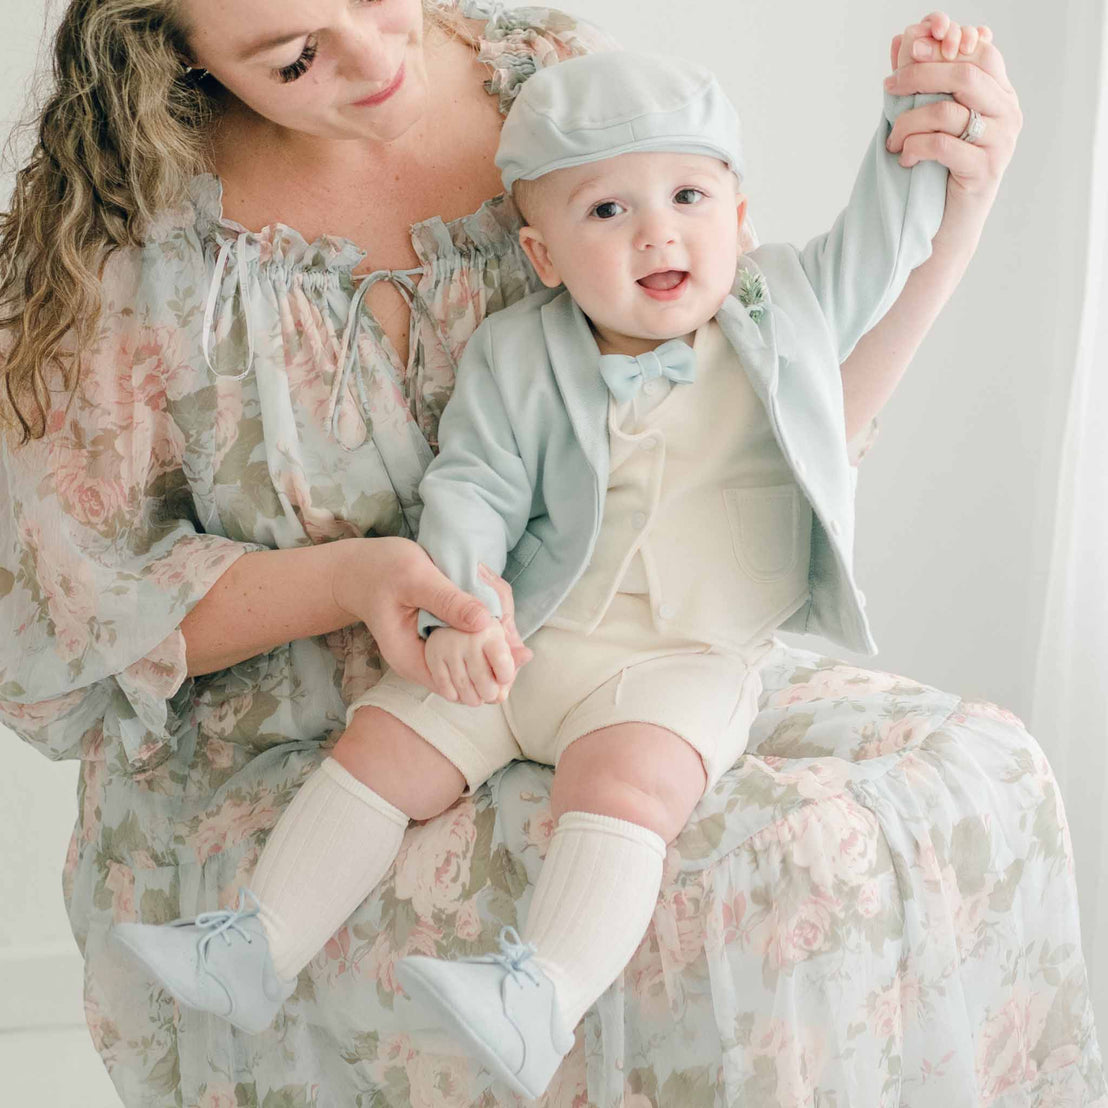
[546,318,813,651]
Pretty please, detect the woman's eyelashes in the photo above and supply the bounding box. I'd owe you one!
[275,37,319,83]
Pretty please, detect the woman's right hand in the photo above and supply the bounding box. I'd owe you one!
[331,536,531,693]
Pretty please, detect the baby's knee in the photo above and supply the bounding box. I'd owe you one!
[332,706,467,822]
[553,726,708,842]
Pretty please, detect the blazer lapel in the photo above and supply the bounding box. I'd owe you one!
[540,290,611,486]
[715,256,781,406]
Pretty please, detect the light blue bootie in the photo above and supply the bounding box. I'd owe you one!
[111,889,296,1035]
[395,926,574,1101]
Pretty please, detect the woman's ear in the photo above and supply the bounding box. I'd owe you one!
[518,227,562,289]
[736,193,749,236]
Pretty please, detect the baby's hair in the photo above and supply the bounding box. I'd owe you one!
[510,177,546,227]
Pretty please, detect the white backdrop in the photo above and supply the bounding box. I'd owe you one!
[2,0,1104,1081]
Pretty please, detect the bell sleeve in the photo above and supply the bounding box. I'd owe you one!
[0,250,262,770]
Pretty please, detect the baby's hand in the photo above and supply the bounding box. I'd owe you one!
[425,620,516,707]
[893,11,993,69]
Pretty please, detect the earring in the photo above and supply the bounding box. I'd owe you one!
[180,62,209,79]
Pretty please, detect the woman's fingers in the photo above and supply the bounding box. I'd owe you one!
[890,33,903,73]
[411,558,489,633]
[898,129,991,185]
[885,59,1010,116]
[478,562,533,668]
[886,97,972,154]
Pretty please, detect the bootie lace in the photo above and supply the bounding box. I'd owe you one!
[190,888,262,967]
[475,925,542,988]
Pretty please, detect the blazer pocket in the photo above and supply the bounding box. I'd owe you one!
[502,528,543,584]
[723,484,803,583]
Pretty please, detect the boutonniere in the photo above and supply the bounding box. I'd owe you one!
[737,268,768,323]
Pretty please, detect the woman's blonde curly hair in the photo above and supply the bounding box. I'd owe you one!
[0,0,463,443]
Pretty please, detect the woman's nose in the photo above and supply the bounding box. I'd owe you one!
[334,18,393,82]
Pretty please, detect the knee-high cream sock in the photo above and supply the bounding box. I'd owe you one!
[521,810,667,1032]
[250,757,409,980]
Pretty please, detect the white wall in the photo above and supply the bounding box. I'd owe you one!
[1,0,1103,1073]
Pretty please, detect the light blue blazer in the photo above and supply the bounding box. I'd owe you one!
[416,92,949,656]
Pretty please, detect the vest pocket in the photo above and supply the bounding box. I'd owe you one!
[503,527,543,584]
[723,485,803,582]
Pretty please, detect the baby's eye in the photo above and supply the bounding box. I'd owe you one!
[675,188,706,205]
[591,201,626,220]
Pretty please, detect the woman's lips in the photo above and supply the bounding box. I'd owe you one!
[353,63,406,107]
[637,270,689,301]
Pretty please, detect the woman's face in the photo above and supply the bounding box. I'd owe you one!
[182,0,430,142]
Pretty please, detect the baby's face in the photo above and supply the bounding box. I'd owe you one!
[517,152,746,356]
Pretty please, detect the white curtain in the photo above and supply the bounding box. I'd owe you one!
[1031,5,1108,1038]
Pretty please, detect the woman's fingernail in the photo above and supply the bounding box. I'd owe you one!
[912,39,933,60]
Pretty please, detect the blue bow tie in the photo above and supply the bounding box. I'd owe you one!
[598,339,697,403]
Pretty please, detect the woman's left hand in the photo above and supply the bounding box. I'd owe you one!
[884,11,1023,233]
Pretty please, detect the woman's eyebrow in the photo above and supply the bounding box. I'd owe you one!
[236,30,311,60]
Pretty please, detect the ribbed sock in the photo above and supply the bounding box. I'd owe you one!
[521,810,666,1031]
[250,757,409,980]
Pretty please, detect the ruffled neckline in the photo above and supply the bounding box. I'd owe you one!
[184,0,537,273]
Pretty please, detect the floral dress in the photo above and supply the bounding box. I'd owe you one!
[0,3,1103,1106]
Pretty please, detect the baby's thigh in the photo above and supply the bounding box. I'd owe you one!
[550,722,709,842]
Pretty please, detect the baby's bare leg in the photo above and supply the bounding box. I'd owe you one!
[333,705,467,822]
[520,723,708,1032]
[550,722,709,842]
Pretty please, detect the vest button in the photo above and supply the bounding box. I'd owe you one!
[858,590,867,608]
[644,380,660,396]
[631,511,647,530]
[795,459,807,478]
[658,603,676,621]
[641,437,658,452]
[830,519,842,537]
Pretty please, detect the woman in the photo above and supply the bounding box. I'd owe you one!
[4,2,1076,1106]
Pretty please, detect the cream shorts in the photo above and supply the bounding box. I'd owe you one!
[347,592,775,796]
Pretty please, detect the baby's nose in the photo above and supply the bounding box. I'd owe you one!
[633,211,678,250]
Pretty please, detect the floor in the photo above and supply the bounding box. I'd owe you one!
[0,1026,124,1107]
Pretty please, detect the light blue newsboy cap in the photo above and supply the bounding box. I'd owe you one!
[496,51,744,193]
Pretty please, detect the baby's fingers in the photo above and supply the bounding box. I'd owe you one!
[484,634,516,689]
[958,25,979,55]
[428,654,459,702]
[446,654,482,707]
[464,652,503,705]
[939,21,962,59]
[922,11,951,39]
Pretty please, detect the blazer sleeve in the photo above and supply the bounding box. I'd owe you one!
[797,90,951,363]
[416,321,533,637]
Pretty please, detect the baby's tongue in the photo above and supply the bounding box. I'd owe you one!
[638,270,685,291]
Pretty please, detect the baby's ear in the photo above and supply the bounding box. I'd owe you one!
[518,227,561,289]
[736,194,749,234]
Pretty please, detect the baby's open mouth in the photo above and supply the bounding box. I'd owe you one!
[637,270,688,291]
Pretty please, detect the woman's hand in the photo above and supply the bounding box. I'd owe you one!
[331,536,532,692]
[884,11,1023,243]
